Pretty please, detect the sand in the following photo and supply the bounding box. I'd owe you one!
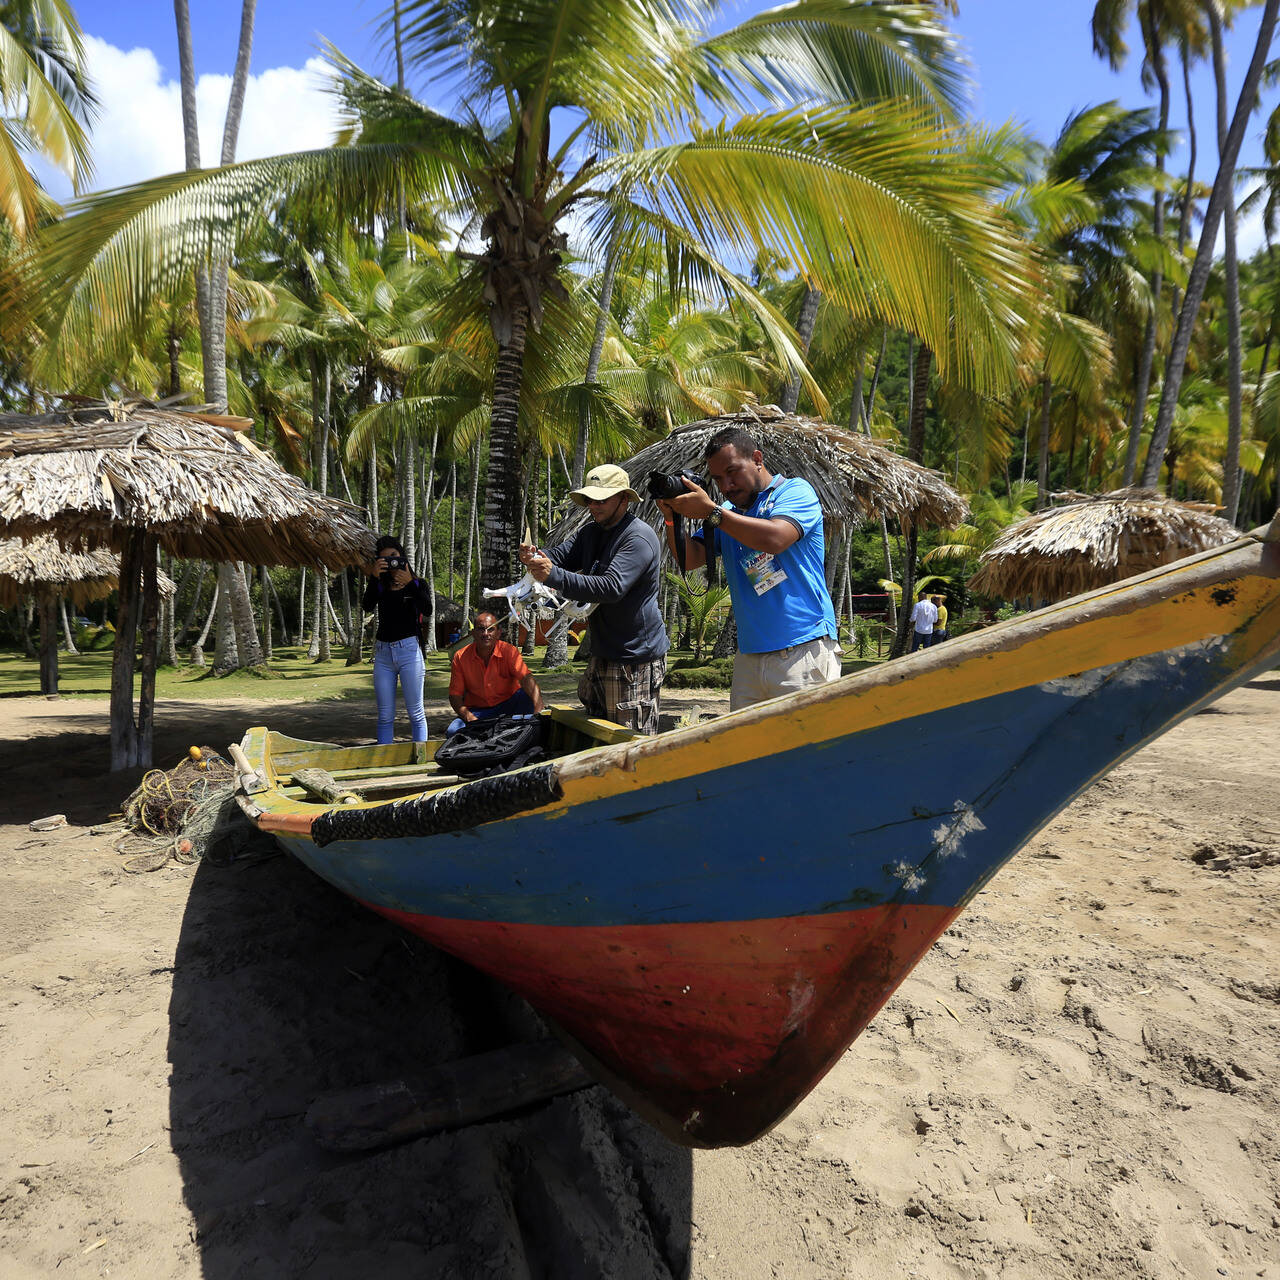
[0,676,1277,1279]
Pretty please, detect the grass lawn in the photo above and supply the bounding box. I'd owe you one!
[0,644,884,702]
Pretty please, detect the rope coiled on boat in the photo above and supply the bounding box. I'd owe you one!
[309,764,563,848]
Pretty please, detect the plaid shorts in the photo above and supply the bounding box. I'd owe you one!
[578,655,667,736]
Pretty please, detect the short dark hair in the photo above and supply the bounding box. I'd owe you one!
[375,534,405,556]
[704,426,759,461]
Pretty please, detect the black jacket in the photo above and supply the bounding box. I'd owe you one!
[362,573,431,643]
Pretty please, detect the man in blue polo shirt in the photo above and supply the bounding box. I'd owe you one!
[658,425,841,711]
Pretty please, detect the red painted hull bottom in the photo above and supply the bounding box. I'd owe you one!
[368,901,960,1146]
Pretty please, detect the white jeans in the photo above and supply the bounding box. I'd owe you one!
[730,635,842,712]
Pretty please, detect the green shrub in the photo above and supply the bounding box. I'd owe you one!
[666,656,733,689]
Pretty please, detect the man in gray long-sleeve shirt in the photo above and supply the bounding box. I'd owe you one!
[519,464,668,734]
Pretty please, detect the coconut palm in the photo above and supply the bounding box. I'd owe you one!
[27,0,1043,596]
[0,0,93,238]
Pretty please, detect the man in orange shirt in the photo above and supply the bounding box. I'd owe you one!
[446,611,544,736]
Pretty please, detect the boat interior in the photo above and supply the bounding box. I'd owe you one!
[256,707,640,806]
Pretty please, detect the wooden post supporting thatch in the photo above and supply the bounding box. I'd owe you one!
[37,590,58,696]
[110,529,145,771]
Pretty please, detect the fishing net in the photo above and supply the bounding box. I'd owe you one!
[115,747,277,873]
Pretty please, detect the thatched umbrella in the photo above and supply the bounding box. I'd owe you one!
[968,489,1242,603]
[0,533,175,695]
[549,405,968,541]
[0,398,374,768]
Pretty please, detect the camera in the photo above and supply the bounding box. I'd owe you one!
[647,469,706,501]
[380,553,406,584]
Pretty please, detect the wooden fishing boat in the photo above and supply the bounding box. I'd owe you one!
[235,517,1280,1148]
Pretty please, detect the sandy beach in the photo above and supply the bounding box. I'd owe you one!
[0,676,1277,1279]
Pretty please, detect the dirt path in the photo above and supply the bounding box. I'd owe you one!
[1,678,1277,1279]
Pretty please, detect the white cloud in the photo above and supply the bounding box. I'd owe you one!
[31,34,343,200]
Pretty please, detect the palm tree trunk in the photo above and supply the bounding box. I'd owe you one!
[191,580,218,666]
[448,460,457,598]
[1209,2,1245,524]
[856,328,895,628]
[892,343,932,658]
[573,220,624,487]
[401,428,417,570]
[259,565,273,662]
[58,595,78,654]
[1170,40,1197,318]
[780,284,821,413]
[1037,372,1053,510]
[463,438,481,611]
[229,563,262,666]
[1144,0,1280,488]
[1123,33,1171,487]
[212,565,240,674]
[420,427,438,652]
[22,596,35,658]
[480,305,528,589]
[367,450,379,530]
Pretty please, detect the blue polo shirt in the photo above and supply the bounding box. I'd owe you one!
[699,476,837,654]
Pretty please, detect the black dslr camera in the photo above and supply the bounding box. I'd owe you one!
[646,469,707,501]
[646,470,717,578]
[380,553,406,586]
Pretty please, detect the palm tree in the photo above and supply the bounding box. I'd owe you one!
[1143,0,1280,492]
[0,0,93,238]
[28,0,1042,597]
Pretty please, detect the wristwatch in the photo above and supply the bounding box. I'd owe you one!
[704,506,724,528]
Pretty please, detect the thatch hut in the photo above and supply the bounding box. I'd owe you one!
[968,489,1242,603]
[0,533,175,695]
[550,405,968,542]
[0,399,374,768]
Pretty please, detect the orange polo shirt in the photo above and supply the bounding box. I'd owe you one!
[448,639,530,709]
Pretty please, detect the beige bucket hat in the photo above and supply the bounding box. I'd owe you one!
[569,463,640,507]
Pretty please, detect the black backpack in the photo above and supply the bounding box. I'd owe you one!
[434,715,548,779]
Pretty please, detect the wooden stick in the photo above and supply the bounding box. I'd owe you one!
[305,1040,592,1152]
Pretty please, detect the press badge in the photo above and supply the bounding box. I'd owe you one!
[743,549,787,595]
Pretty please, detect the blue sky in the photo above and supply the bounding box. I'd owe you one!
[53,1,1278,253]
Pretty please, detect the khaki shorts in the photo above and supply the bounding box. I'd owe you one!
[730,635,842,712]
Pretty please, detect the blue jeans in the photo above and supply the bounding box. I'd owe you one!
[446,689,536,737]
[910,630,935,653]
[373,637,427,743]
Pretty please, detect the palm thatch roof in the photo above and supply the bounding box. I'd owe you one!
[0,533,176,608]
[0,399,374,568]
[548,405,967,541]
[968,489,1242,603]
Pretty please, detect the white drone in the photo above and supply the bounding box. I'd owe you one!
[481,572,596,635]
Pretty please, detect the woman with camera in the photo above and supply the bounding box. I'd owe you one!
[361,535,430,744]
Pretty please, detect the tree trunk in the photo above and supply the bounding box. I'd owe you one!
[1122,37,1171,487]
[779,284,821,413]
[856,329,895,629]
[178,561,206,646]
[463,439,481,611]
[191,580,218,666]
[1209,2,1245,524]
[21,596,35,658]
[401,429,417,571]
[229,562,263,666]
[892,343,932,658]
[420,427,438,652]
[1037,372,1053,510]
[1170,41,1197,318]
[38,592,58,695]
[58,596,78,654]
[1143,0,1280,488]
[212,564,240,674]
[573,221,624,487]
[310,364,331,662]
[252,565,268,662]
[480,304,529,590]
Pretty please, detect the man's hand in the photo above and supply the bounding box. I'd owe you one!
[521,547,553,583]
[461,708,477,724]
[391,568,413,589]
[666,477,718,520]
